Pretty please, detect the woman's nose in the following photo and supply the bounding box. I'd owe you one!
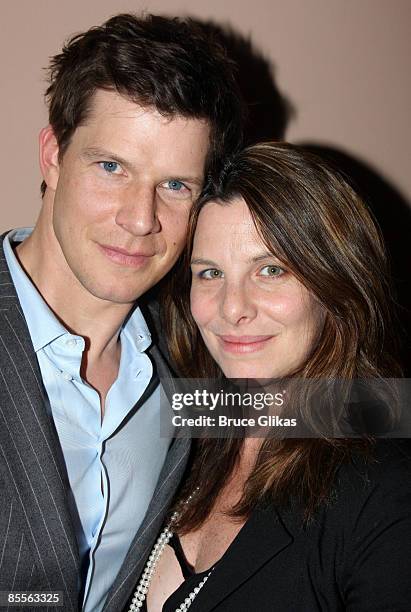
[220,281,257,325]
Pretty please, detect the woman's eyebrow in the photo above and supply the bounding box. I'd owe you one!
[248,251,277,264]
[191,253,277,266]
[190,258,218,266]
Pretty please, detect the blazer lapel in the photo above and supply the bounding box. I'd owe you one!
[194,504,293,612]
[103,436,190,611]
[0,243,80,609]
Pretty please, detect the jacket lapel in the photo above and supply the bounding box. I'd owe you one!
[194,504,293,612]
[103,434,190,612]
[0,241,80,610]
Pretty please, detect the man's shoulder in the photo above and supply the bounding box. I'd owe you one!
[0,229,11,262]
[0,230,19,303]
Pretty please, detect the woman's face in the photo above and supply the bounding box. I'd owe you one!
[190,198,324,379]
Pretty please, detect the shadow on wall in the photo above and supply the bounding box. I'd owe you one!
[193,19,294,143]
[300,144,411,375]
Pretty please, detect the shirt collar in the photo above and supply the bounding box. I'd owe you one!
[4,228,67,351]
[3,228,152,354]
[121,305,152,353]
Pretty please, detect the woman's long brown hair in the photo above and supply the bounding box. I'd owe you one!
[163,142,402,531]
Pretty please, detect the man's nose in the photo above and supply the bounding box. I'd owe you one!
[115,185,161,236]
[220,281,257,325]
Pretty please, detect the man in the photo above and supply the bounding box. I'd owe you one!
[0,13,243,611]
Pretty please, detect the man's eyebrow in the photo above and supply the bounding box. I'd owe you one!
[81,147,129,166]
[81,147,203,185]
[175,176,203,187]
[81,147,204,187]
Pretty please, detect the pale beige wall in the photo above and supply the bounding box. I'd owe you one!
[1,0,410,231]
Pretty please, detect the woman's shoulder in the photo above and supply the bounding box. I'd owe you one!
[340,438,411,489]
[324,439,411,606]
[285,439,411,608]
[326,439,411,527]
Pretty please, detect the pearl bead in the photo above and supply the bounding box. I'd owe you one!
[127,490,213,612]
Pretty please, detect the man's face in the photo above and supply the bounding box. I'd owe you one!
[46,90,210,304]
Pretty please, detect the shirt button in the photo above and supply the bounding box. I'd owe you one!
[65,338,77,348]
[62,372,73,381]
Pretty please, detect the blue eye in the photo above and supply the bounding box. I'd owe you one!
[100,161,120,173]
[167,180,185,191]
[259,265,284,277]
[158,179,192,200]
[199,269,224,280]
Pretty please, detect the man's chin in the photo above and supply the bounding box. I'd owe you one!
[78,278,148,305]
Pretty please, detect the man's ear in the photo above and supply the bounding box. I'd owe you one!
[39,126,60,191]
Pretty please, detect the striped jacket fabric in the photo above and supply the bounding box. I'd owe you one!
[0,233,190,611]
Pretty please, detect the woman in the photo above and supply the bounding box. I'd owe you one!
[129,143,411,611]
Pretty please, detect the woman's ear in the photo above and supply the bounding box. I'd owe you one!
[39,126,60,192]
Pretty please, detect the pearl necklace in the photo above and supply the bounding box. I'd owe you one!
[128,491,213,612]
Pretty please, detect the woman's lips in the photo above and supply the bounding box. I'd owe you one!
[217,335,275,354]
[99,244,154,268]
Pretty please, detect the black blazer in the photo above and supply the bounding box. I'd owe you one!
[162,439,411,611]
[0,233,190,612]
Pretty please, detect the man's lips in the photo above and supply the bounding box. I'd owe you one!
[98,244,155,268]
[217,335,275,354]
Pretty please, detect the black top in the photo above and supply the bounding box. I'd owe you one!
[141,534,214,612]
[170,533,196,579]
[137,440,411,611]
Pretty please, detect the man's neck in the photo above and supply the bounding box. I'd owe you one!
[17,235,132,348]
[15,221,136,401]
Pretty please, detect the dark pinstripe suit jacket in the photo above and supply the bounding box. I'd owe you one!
[0,235,190,611]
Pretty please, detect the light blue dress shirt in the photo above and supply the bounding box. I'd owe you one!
[4,229,172,612]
